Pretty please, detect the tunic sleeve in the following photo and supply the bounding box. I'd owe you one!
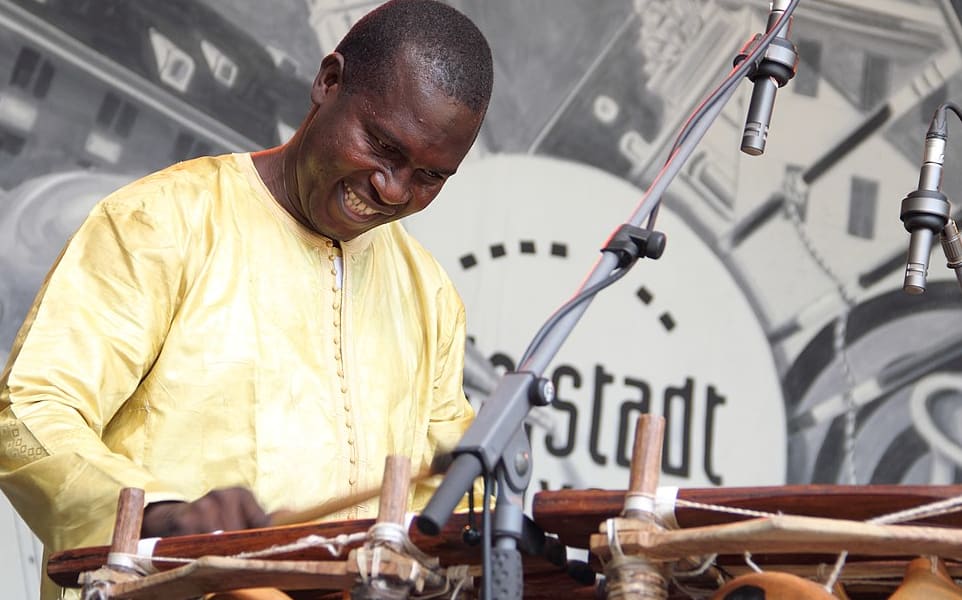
[413,284,477,509]
[0,189,190,553]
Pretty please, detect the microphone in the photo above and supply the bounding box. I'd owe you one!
[900,107,952,294]
[739,0,799,156]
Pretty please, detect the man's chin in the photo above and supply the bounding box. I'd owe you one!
[319,223,367,243]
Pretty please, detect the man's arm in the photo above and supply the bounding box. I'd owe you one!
[411,286,477,510]
[0,191,211,551]
[427,294,475,452]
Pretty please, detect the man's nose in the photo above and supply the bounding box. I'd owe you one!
[371,169,412,206]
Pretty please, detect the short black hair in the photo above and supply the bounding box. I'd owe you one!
[335,0,493,113]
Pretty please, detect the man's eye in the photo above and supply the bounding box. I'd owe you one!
[422,170,444,181]
[376,138,395,152]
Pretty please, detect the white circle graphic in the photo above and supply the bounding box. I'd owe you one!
[407,154,786,491]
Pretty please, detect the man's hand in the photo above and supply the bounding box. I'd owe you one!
[141,487,270,537]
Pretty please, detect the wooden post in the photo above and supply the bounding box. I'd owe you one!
[376,455,412,526]
[590,415,670,599]
[107,487,145,570]
[624,414,666,521]
[80,487,146,598]
[349,456,426,599]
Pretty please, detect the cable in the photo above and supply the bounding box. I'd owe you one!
[669,0,801,161]
[517,0,802,368]
[518,259,638,366]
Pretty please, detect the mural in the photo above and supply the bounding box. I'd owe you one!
[439,0,962,489]
[3,0,962,594]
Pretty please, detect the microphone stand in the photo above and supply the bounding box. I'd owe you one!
[417,1,802,598]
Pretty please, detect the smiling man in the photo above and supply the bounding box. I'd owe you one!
[0,2,492,598]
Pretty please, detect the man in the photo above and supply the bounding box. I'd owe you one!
[0,1,492,598]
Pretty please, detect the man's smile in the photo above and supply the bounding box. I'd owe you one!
[343,182,385,220]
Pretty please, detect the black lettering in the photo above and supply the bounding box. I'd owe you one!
[662,377,694,477]
[489,352,516,373]
[617,377,651,467]
[589,365,614,466]
[545,365,580,457]
[704,385,725,485]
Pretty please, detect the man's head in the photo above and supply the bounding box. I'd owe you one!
[335,0,492,113]
[282,0,493,242]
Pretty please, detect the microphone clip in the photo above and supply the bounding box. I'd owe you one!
[734,33,798,91]
[602,224,667,269]
[900,189,951,234]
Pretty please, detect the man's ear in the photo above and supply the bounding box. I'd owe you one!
[311,53,346,106]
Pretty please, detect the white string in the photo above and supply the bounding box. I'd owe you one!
[414,565,473,600]
[643,490,962,525]
[671,498,780,520]
[822,550,848,592]
[103,553,191,574]
[671,553,728,599]
[630,489,962,591]
[356,546,369,584]
[625,494,656,515]
[234,531,367,558]
[672,554,718,578]
[368,521,439,568]
[371,546,382,579]
[103,530,370,576]
[354,522,467,598]
[605,517,626,561]
[867,495,962,524]
[105,552,149,575]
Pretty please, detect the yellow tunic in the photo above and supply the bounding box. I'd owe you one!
[0,153,474,598]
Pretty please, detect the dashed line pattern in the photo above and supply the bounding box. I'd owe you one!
[458,242,675,332]
[637,285,675,332]
[459,241,568,268]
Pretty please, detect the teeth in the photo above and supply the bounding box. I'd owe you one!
[344,185,377,217]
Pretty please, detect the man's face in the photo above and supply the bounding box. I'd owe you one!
[291,51,484,241]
